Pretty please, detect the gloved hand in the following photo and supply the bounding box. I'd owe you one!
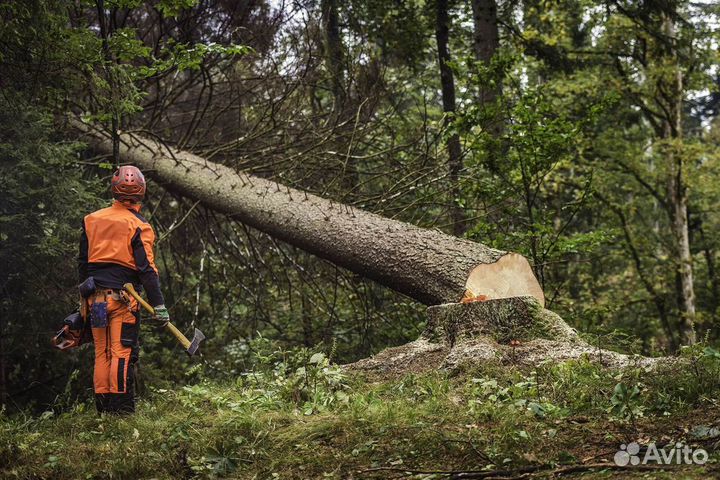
[154,305,170,325]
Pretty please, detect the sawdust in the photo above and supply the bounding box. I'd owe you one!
[344,338,448,378]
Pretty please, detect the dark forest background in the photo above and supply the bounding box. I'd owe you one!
[1,0,719,411]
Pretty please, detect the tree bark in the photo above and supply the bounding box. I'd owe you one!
[71,119,544,307]
[95,0,120,168]
[435,0,466,237]
[469,0,503,174]
[0,320,5,407]
[469,0,500,105]
[321,0,345,115]
[699,226,719,319]
[661,12,696,344]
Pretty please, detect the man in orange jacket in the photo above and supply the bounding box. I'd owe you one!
[78,165,169,414]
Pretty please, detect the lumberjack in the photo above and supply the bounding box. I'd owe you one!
[75,166,169,414]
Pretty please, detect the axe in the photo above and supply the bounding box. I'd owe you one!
[123,283,205,356]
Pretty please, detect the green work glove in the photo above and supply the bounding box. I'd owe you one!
[154,305,170,325]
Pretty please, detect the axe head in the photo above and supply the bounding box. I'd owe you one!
[186,328,206,356]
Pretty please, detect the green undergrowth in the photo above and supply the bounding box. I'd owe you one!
[2,345,719,479]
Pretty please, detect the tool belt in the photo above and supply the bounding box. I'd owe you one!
[52,278,129,351]
[91,289,121,302]
[89,289,133,328]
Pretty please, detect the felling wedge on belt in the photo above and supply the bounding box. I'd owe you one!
[124,283,206,356]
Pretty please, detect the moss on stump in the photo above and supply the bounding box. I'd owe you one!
[424,296,578,345]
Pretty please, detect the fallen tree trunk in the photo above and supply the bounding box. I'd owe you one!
[71,119,544,307]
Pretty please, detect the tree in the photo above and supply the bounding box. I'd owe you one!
[321,0,346,116]
[435,0,466,236]
[597,0,718,345]
[658,7,696,344]
[469,0,500,106]
[72,119,546,308]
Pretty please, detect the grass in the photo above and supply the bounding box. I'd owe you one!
[2,347,719,479]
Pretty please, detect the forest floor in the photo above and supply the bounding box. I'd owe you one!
[2,352,719,479]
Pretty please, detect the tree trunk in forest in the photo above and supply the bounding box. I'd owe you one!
[699,226,719,319]
[469,0,503,173]
[321,0,345,116]
[71,119,545,308]
[0,327,5,406]
[95,0,121,168]
[470,0,500,105]
[435,0,466,237]
[661,12,696,345]
[319,0,359,198]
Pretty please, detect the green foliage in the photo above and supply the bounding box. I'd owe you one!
[2,354,719,479]
[608,382,644,422]
[704,346,720,360]
[467,376,567,421]
[0,1,98,100]
[0,93,106,409]
[459,58,613,296]
[1,0,719,442]
[135,41,251,78]
[85,3,249,129]
[346,0,430,68]
[156,0,199,19]
[239,339,351,415]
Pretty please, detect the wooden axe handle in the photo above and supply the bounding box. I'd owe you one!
[123,283,191,350]
[165,322,191,350]
[123,283,155,313]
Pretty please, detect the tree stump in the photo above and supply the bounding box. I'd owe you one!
[424,296,578,346]
[346,297,667,377]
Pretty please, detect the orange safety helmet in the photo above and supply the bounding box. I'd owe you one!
[111,166,146,204]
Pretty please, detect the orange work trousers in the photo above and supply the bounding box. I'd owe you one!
[89,290,140,413]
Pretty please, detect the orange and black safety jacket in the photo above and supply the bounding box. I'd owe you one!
[78,201,165,306]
